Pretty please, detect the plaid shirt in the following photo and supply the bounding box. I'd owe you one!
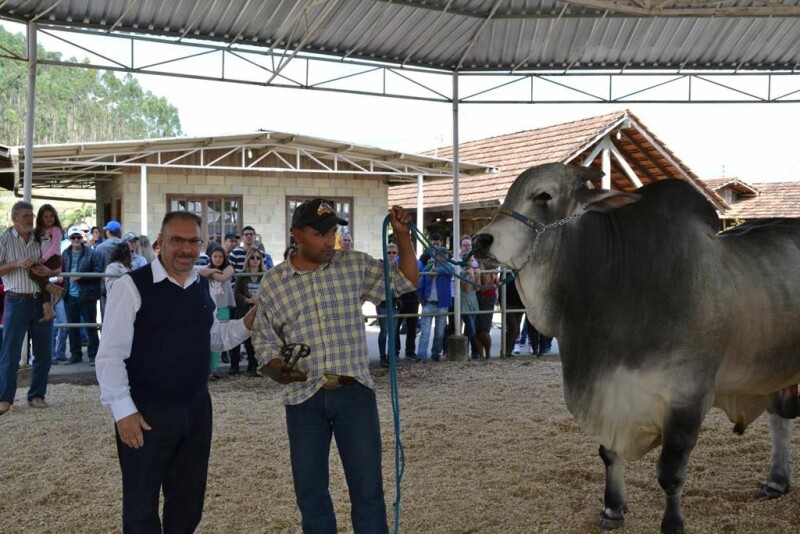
[252,250,416,405]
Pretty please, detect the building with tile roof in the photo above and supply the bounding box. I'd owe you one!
[389,109,728,242]
[704,179,800,227]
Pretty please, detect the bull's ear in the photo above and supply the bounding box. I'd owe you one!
[577,188,641,213]
[567,164,605,184]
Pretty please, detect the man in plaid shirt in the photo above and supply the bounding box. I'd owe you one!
[253,198,418,533]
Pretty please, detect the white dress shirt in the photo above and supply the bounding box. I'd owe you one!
[95,257,251,421]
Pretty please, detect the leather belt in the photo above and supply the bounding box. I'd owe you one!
[6,292,41,299]
[322,374,355,390]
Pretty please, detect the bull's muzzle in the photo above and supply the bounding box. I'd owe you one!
[472,233,493,259]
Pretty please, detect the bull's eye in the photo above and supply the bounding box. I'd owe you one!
[534,192,552,202]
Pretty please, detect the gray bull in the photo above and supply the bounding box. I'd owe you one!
[472,163,800,534]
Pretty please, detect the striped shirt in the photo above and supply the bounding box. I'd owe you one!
[252,250,416,405]
[0,228,48,293]
[228,247,247,273]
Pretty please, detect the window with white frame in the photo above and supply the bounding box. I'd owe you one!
[167,194,242,245]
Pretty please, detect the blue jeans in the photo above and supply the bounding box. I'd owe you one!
[116,390,212,533]
[0,295,53,403]
[417,303,448,360]
[285,383,388,534]
[376,302,399,358]
[52,299,68,360]
[64,296,99,361]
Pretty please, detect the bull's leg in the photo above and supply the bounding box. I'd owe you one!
[657,405,704,534]
[598,445,627,530]
[757,411,793,500]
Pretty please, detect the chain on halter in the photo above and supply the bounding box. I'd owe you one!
[497,206,585,271]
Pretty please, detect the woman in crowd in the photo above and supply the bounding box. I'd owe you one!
[231,247,266,376]
[137,235,156,263]
[201,245,235,379]
[104,242,132,295]
[376,243,400,368]
[475,266,498,359]
[87,226,103,248]
[31,204,65,322]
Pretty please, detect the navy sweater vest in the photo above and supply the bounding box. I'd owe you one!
[128,265,215,407]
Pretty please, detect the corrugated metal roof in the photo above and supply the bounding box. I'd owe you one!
[389,109,726,210]
[1,1,799,73]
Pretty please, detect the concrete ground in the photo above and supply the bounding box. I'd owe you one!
[44,312,560,384]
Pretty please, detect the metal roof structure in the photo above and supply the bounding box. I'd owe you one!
[0,131,496,193]
[1,1,799,104]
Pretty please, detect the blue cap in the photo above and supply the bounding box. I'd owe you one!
[103,220,121,232]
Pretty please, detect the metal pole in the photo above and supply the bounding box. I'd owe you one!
[416,173,423,257]
[23,22,37,203]
[452,72,461,331]
[141,165,148,235]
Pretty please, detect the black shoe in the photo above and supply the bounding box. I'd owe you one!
[431,356,440,362]
[221,352,230,364]
[379,358,389,368]
[228,368,240,376]
[405,353,421,362]
[62,356,83,365]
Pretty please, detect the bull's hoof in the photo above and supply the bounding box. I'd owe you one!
[756,482,790,501]
[598,510,624,530]
[660,516,684,534]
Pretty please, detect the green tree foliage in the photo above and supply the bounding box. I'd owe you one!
[0,26,182,145]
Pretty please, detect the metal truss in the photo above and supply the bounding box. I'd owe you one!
[16,132,490,191]
[2,24,799,105]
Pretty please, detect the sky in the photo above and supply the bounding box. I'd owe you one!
[4,20,800,184]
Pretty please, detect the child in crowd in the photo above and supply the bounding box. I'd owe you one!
[202,245,235,380]
[31,204,64,322]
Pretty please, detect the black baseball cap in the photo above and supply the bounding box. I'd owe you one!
[224,231,239,240]
[291,198,348,232]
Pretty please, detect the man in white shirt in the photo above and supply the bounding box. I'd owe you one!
[95,211,256,532]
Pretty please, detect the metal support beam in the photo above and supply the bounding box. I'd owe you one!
[416,173,424,257]
[3,25,797,105]
[23,21,37,202]
[140,165,148,235]
[452,72,462,335]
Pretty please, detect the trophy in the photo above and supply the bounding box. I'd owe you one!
[260,343,310,384]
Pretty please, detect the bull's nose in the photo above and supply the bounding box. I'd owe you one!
[472,233,493,257]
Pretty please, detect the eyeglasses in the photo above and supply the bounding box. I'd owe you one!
[164,235,204,248]
[249,256,262,260]
[387,251,398,255]
[69,236,83,241]
[243,232,255,237]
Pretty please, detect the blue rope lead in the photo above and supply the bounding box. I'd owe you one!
[381,214,405,534]
[381,216,519,533]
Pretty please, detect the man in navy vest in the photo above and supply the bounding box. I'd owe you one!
[95,211,256,533]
